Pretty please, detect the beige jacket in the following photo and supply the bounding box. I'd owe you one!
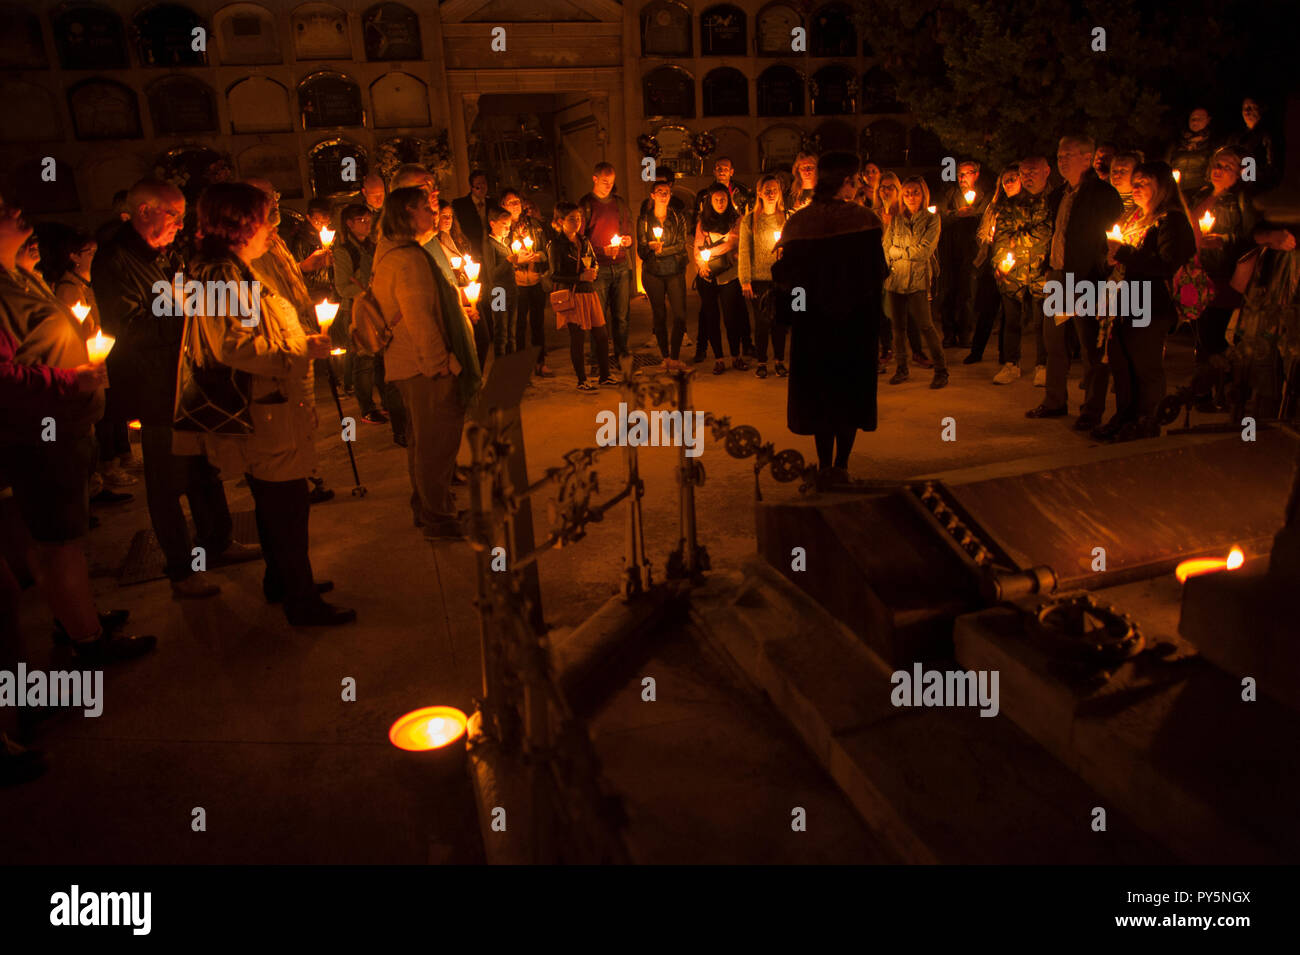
[372,236,453,382]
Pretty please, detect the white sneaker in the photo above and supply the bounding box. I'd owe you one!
[1032,365,1047,387]
[993,363,1021,385]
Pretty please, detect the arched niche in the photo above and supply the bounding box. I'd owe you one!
[237,143,304,199]
[362,2,422,61]
[52,2,129,70]
[710,126,751,173]
[292,2,351,60]
[213,2,280,65]
[148,75,218,134]
[654,123,701,177]
[810,3,856,58]
[0,82,62,142]
[861,119,906,166]
[758,124,804,173]
[813,120,855,153]
[700,4,745,57]
[702,67,748,117]
[641,0,692,58]
[755,2,801,57]
[0,4,48,69]
[133,3,209,67]
[811,64,856,116]
[757,65,804,117]
[643,65,695,119]
[370,71,429,128]
[308,138,368,197]
[298,70,365,129]
[228,75,292,132]
[67,78,142,140]
[862,67,905,114]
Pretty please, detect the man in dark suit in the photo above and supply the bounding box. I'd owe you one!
[452,170,492,262]
[1027,135,1124,429]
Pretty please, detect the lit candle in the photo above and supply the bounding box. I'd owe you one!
[609,233,622,247]
[773,230,782,243]
[927,205,937,214]
[85,329,115,364]
[1107,224,1124,242]
[319,226,334,248]
[652,226,664,240]
[963,190,976,204]
[699,248,711,262]
[1175,547,1244,584]
[329,347,347,356]
[1172,169,1181,184]
[1199,211,1215,232]
[523,235,533,249]
[465,282,481,304]
[511,239,522,253]
[71,300,91,324]
[464,259,481,281]
[1000,251,1015,271]
[449,256,462,270]
[315,299,339,335]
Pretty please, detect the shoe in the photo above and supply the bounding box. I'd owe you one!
[1090,419,1123,442]
[962,352,982,365]
[171,573,221,599]
[361,410,388,425]
[597,376,617,387]
[930,370,949,389]
[775,362,787,378]
[576,380,597,392]
[308,483,335,504]
[1033,365,1047,387]
[214,540,261,565]
[913,354,934,369]
[393,432,408,448]
[732,357,748,371]
[285,601,357,626]
[756,363,768,379]
[536,364,555,378]
[68,629,157,663]
[52,609,129,646]
[90,488,132,505]
[1073,414,1100,431]
[992,363,1021,385]
[0,736,48,786]
[265,580,335,604]
[101,467,138,488]
[713,360,726,375]
[889,368,909,385]
[1025,404,1067,419]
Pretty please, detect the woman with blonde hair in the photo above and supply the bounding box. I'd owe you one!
[883,175,947,388]
[875,171,927,372]
[740,173,789,378]
[787,151,818,213]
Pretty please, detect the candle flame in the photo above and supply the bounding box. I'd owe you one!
[523,235,533,248]
[1107,224,1124,241]
[700,248,711,261]
[465,281,481,303]
[388,705,468,752]
[1172,170,1181,183]
[610,233,622,247]
[450,256,462,269]
[1001,252,1015,270]
[319,226,334,246]
[464,259,481,281]
[773,230,782,242]
[963,190,976,203]
[652,227,663,239]
[85,329,115,364]
[314,299,339,329]
[329,347,347,356]
[927,205,937,214]
[1175,546,1245,583]
[511,239,522,252]
[71,300,91,323]
[1199,212,1215,232]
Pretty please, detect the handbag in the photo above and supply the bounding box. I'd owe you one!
[550,287,577,312]
[1169,252,1214,323]
[173,309,254,435]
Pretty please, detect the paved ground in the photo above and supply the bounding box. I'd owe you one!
[4,292,1211,863]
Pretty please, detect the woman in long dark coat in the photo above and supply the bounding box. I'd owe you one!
[772,151,888,484]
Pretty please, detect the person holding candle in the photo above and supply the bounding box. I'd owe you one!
[375,187,481,539]
[1180,145,1257,409]
[694,184,746,374]
[451,170,492,262]
[295,198,335,302]
[964,164,1020,367]
[988,159,1054,385]
[883,176,948,388]
[637,178,690,369]
[876,172,928,372]
[1095,161,1197,441]
[95,179,259,598]
[739,174,789,379]
[694,156,753,225]
[173,183,352,624]
[334,204,389,425]
[937,160,988,349]
[580,163,635,367]
[481,205,518,356]
[787,151,818,213]
[500,190,552,377]
[772,151,886,485]
[548,201,611,390]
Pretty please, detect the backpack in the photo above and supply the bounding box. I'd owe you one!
[349,246,403,356]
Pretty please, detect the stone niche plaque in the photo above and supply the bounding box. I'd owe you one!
[700,4,746,57]
[133,4,208,67]
[53,3,129,70]
[862,67,904,114]
[363,2,422,61]
[703,68,748,117]
[759,124,803,172]
[811,65,855,116]
[228,76,292,133]
[643,66,695,119]
[810,3,856,58]
[0,82,62,142]
[0,5,48,69]
[292,2,351,60]
[238,144,303,199]
[148,75,217,134]
[862,119,906,165]
[757,65,804,117]
[308,138,367,197]
[213,2,281,65]
[299,71,364,129]
[370,71,429,128]
[641,0,691,57]
[711,126,751,172]
[68,78,143,140]
[756,3,801,57]
[654,124,700,177]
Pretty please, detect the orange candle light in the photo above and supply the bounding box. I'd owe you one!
[511,239,522,253]
[652,226,663,240]
[963,189,976,203]
[388,705,468,752]
[71,300,91,324]
[449,255,462,269]
[464,259,481,281]
[609,233,622,248]
[927,205,937,214]
[1107,224,1124,242]
[522,235,533,249]
[699,248,711,262]
[773,230,782,242]
[1175,547,1245,584]
[319,226,334,247]
[314,299,339,335]
[1000,251,1015,271]
[1172,169,1181,184]
[1199,211,1215,232]
[86,329,115,364]
[329,347,347,356]
[465,281,481,304]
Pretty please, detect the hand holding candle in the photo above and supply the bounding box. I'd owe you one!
[511,239,522,253]
[523,235,533,250]
[1000,251,1015,272]
[315,299,339,335]
[609,233,622,249]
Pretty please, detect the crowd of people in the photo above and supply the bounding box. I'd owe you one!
[2,93,1295,783]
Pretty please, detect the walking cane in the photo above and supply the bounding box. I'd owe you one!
[314,301,368,498]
